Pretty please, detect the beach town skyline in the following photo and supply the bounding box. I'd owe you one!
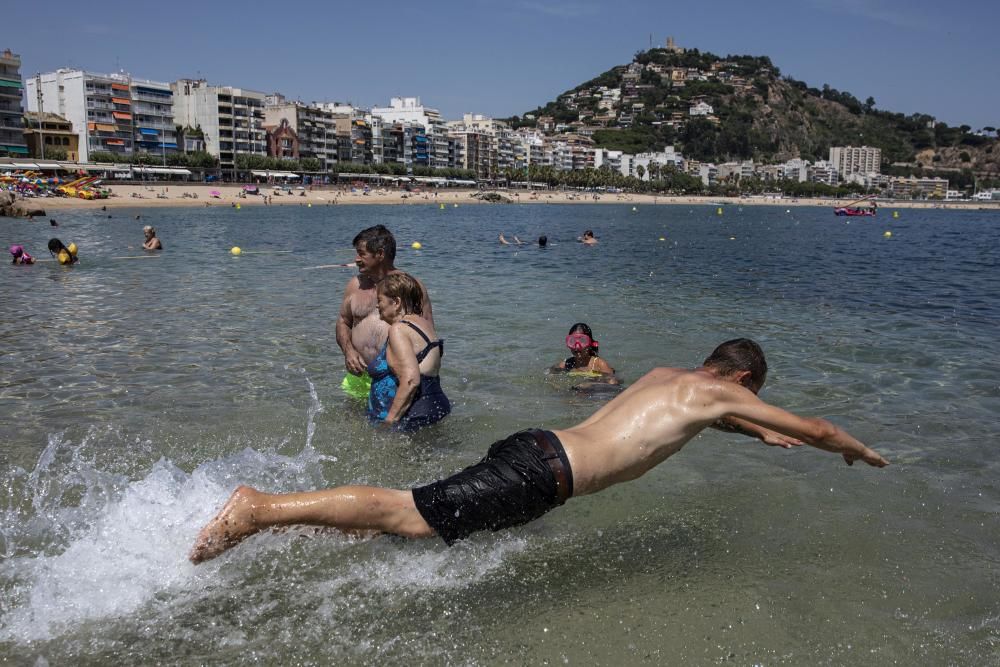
[4,0,998,129]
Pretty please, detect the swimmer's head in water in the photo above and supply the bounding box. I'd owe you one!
[566,322,599,354]
[703,338,767,393]
[48,238,66,254]
[539,235,548,247]
[9,244,23,258]
[143,225,155,237]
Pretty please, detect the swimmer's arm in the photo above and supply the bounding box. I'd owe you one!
[713,384,888,467]
[384,326,420,424]
[549,360,568,373]
[711,417,803,448]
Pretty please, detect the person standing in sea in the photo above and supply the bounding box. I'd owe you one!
[336,225,433,399]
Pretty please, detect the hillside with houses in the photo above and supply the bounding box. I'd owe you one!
[513,39,999,191]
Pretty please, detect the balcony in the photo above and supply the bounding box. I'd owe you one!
[133,91,171,104]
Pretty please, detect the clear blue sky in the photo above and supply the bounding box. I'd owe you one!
[6,0,997,130]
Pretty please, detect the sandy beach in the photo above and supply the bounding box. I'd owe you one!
[13,183,999,212]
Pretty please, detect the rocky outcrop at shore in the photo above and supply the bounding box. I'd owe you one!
[0,191,45,218]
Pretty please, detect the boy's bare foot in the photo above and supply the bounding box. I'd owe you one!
[189,486,262,564]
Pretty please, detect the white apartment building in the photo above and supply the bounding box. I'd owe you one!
[371,97,449,169]
[593,148,626,175]
[27,69,178,163]
[698,163,718,187]
[633,146,684,180]
[781,158,810,182]
[512,129,546,169]
[829,145,881,180]
[808,160,838,186]
[172,79,266,174]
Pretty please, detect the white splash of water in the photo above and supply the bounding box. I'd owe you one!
[0,372,529,644]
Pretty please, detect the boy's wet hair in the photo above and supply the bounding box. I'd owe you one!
[353,224,396,262]
[703,338,767,387]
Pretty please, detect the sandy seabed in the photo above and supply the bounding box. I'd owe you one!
[13,183,1000,212]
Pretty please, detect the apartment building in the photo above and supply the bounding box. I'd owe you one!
[172,79,266,174]
[592,147,625,174]
[331,116,372,165]
[381,122,430,170]
[371,97,449,168]
[264,96,346,169]
[633,146,684,180]
[829,145,882,179]
[889,176,948,199]
[808,160,838,186]
[0,49,28,157]
[26,69,177,163]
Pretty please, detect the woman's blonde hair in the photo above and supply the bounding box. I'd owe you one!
[378,272,423,315]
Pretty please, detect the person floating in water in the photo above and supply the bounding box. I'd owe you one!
[580,230,598,245]
[48,238,78,265]
[142,225,163,250]
[190,339,889,563]
[367,272,450,430]
[337,225,433,400]
[498,233,511,245]
[9,244,34,265]
[551,322,620,391]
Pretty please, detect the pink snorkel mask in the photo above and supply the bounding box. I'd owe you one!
[566,333,597,351]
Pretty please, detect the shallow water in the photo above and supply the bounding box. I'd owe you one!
[1,202,999,664]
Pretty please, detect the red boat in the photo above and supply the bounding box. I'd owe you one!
[834,207,877,217]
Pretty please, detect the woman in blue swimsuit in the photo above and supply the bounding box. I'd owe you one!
[367,272,451,430]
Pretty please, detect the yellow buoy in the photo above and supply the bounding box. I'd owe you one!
[307,203,312,208]
[439,203,445,209]
[717,207,723,215]
[883,231,892,238]
[892,211,899,218]
[231,246,242,255]
[411,242,422,250]
[236,203,241,209]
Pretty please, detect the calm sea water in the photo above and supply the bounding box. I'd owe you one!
[1,201,998,664]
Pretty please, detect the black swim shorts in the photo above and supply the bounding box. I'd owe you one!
[411,429,574,545]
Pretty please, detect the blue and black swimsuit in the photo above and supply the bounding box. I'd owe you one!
[366,321,451,431]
